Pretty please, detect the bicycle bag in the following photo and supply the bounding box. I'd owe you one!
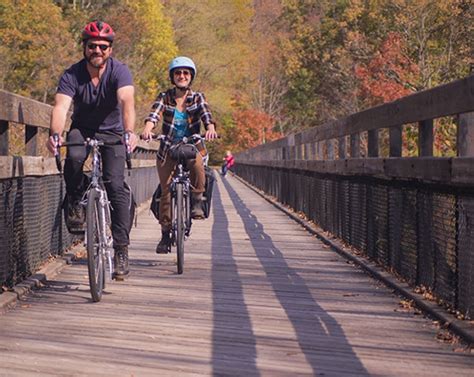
[150,184,162,220]
[202,166,215,218]
[123,182,136,232]
[169,143,197,161]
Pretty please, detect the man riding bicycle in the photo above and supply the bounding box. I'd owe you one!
[141,56,218,254]
[47,20,137,280]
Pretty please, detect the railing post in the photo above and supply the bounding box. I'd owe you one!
[25,125,38,156]
[327,139,334,160]
[418,119,433,156]
[389,126,402,157]
[316,142,323,160]
[368,129,379,157]
[350,133,360,158]
[457,112,474,156]
[0,120,9,155]
[338,136,346,159]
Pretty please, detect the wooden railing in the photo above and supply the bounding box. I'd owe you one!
[234,75,474,319]
[237,75,474,185]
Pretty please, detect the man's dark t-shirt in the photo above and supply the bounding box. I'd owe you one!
[57,57,133,133]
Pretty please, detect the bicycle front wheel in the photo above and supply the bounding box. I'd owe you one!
[176,184,185,274]
[86,188,105,302]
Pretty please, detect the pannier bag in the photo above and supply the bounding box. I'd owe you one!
[202,166,215,218]
[150,184,162,220]
[123,181,137,232]
[149,167,215,220]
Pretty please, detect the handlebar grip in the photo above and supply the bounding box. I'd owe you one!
[124,132,132,170]
[52,133,62,172]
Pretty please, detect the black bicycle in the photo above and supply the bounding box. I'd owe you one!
[54,134,132,301]
[150,134,208,274]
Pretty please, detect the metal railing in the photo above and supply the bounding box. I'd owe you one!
[235,75,474,319]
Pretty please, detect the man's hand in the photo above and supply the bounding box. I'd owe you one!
[125,131,138,151]
[47,134,63,155]
[205,123,218,141]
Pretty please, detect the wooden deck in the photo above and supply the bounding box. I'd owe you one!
[0,173,473,376]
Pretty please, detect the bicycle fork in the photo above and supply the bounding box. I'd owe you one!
[87,189,114,279]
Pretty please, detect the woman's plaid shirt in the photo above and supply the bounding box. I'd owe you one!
[145,88,214,162]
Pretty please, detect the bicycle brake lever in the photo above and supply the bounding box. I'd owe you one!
[53,133,62,172]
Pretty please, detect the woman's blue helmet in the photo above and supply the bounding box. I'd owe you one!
[168,56,197,84]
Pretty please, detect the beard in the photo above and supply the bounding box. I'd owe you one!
[83,50,109,68]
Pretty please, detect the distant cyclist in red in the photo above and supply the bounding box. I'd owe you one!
[221,150,235,176]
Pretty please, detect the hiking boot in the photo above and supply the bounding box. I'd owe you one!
[66,199,85,234]
[113,245,129,280]
[156,230,172,254]
[191,193,205,219]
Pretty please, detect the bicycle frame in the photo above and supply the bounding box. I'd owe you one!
[83,140,114,283]
[170,162,192,238]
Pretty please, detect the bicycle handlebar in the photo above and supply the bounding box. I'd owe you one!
[124,132,132,170]
[52,133,132,172]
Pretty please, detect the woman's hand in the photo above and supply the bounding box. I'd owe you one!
[141,122,155,141]
[205,123,218,140]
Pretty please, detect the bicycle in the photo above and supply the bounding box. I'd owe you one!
[53,133,132,302]
[149,134,209,274]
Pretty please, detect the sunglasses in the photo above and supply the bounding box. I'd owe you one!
[174,70,191,76]
[87,43,110,51]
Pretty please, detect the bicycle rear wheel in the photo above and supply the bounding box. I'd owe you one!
[86,188,105,302]
[176,184,185,274]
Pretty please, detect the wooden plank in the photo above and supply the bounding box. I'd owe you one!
[0,120,8,155]
[418,119,433,156]
[457,112,474,156]
[338,136,346,159]
[0,89,52,129]
[368,129,379,157]
[25,125,38,156]
[237,157,474,185]
[384,157,451,182]
[389,126,402,157]
[350,133,360,158]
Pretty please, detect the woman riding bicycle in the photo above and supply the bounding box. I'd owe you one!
[141,56,218,254]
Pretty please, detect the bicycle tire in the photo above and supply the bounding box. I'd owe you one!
[86,188,105,302]
[176,184,185,274]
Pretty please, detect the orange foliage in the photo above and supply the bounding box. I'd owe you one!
[231,109,282,151]
[355,32,418,106]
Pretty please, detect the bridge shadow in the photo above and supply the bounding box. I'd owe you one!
[220,176,369,376]
[211,183,260,376]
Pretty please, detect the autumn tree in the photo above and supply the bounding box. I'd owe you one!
[0,0,77,102]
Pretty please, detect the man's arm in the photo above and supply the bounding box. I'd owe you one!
[47,93,72,154]
[117,85,137,150]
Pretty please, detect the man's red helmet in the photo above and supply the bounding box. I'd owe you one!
[82,21,115,42]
